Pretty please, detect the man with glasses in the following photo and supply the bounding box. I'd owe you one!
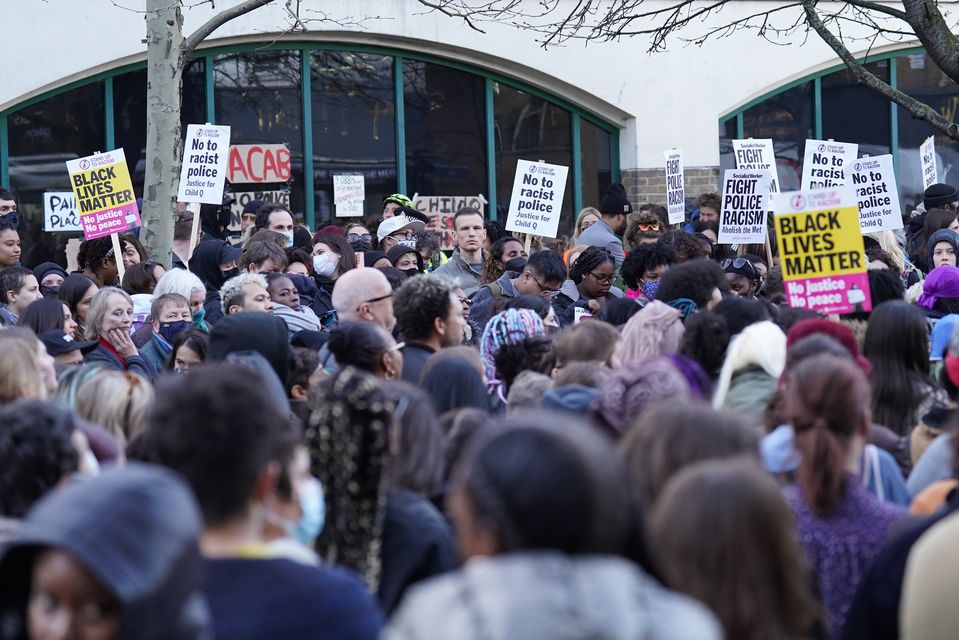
[376,211,426,253]
[469,250,567,333]
[578,182,632,270]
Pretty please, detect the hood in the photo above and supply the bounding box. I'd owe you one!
[0,464,210,640]
[188,240,240,290]
[420,357,490,414]
[208,312,292,383]
[927,228,959,268]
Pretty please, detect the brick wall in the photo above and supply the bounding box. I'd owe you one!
[622,166,721,206]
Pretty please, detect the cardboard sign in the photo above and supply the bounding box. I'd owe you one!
[65,149,141,240]
[333,174,365,218]
[921,136,938,189]
[718,169,772,245]
[413,195,487,250]
[228,144,292,183]
[732,139,780,192]
[774,186,871,315]
[505,160,569,238]
[850,155,902,232]
[663,149,685,224]
[228,190,291,232]
[178,124,231,204]
[800,139,858,190]
[43,192,82,232]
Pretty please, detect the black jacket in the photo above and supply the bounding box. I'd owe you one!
[85,342,158,380]
[400,342,436,384]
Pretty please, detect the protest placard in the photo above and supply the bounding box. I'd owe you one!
[801,140,858,191]
[178,124,231,204]
[228,144,292,183]
[43,192,82,232]
[414,195,487,250]
[663,149,685,224]
[333,174,365,218]
[921,136,938,189]
[850,155,902,232]
[65,149,140,240]
[718,169,772,245]
[732,139,780,193]
[774,186,871,315]
[228,190,291,232]
[505,160,569,239]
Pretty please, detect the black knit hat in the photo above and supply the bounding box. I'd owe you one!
[924,183,959,210]
[599,183,633,215]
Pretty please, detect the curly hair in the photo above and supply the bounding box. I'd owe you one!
[78,237,117,272]
[493,335,557,393]
[655,258,727,309]
[284,246,313,273]
[695,192,721,211]
[658,230,709,262]
[679,311,730,379]
[483,236,521,284]
[569,246,614,285]
[625,211,664,249]
[393,274,455,342]
[0,400,79,518]
[621,244,678,290]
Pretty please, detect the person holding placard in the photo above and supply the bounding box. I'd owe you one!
[552,247,624,327]
[577,183,632,270]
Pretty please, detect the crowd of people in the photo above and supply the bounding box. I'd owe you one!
[2,179,959,639]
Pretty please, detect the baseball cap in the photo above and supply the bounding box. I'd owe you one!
[39,330,99,357]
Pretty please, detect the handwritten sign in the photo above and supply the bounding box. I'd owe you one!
[228,190,291,232]
[718,169,772,245]
[178,124,231,204]
[801,139,858,190]
[850,155,902,232]
[333,174,365,218]
[414,195,487,250]
[43,192,82,232]
[663,149,685,224]
[774,186,871,315]
[228,144,291,184]
[65,149,141,240]
[505,160,569,239]
[732,139,779,192]
[921,136,938,189]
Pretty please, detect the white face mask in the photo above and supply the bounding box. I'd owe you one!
[280,231,294,248]
[312,253,339,278]
[396,239,417,250]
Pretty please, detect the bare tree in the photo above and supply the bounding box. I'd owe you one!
[416,0,959,139]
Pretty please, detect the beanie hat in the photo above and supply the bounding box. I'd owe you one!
[479,309,545,381]
[599,183,632,215]
[32,261,68,286]
[924,183,959,210]
[786,318,872,375]
[932,315,959,361]
[311,225,345,244]
[615,300,684,365]
[927,228,959,269]
[242,199,264,215]
[593,357,691,437]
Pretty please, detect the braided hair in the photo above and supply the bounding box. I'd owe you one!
[79,237,118,273]
[569,246,614,285]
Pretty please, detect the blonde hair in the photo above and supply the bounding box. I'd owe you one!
[74,369,153,445]
[84,287,133,340]
[572,207,601,244]
[867,230,906,273]
[0,328,46,403]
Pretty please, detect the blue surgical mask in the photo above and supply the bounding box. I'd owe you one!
[641,281,660,300]
[280,231,294,248]
[2,211,19,231]
[293,477,325,546]
[158,320,191,343]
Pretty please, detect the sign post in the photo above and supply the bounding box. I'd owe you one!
[178,124,231,263]
[505,159,569,246]
[65,149,141,282]
[663,149,685,225]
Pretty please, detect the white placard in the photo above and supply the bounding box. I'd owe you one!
[850,154,902,232]
[663,149,685,224]
[43,192,82,232]
[178,124,231,204]
[732,138,780,193]
[574,306,595,324]
[333,174,365,218]
[718,169,772,245]
[505,160,569,238]
[801,139,858,191]
[921,136,938,189]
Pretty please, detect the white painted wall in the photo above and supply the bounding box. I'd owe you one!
[2,0,915,169]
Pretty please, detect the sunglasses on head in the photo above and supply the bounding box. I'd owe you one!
[721,258,758,277]
[638,223,660,232]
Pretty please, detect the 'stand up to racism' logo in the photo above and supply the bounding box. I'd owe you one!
[817,144,827,153]
[78,159,91,170]
[853,162,864,173]
[790,194,806,211]
[529,165,538,174]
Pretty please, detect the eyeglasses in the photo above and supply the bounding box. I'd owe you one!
[721,258,758,277]
[458,297,473,307]
[357,292,393,312]
[638,223,660,232]
[390,230,415,240]
[588,272,613,285]
[348,233,372,243]
[531,275,561,298]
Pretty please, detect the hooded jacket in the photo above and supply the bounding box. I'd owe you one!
[0,464,210,640]
[208,312,292,384]
[189,240,240,327]
[926,228,959,271]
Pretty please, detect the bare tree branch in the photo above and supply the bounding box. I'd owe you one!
[902,0,959,84]
[803,0,958,138]
[184,0,276,54]
[843,0,908,21]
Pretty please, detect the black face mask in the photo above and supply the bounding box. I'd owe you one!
[504,257,527,273]
[350,239,372,252]
[402,268,421,279]
[221,267,240,281]
[40,285,60,298]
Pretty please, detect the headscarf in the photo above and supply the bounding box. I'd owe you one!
[421,357,490,414]
[479,309,545,404]
[712,320,786,409]
[616,300,684,365]
[593,357,692,437]
[926,228,959,271]
[188,239,239,290]
[307,367,394,591]
[918,264,959,310]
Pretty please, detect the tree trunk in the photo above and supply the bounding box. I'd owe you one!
[142,0,185,268]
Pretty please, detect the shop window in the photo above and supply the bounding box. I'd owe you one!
[742,81,813,192]
[580,119,613,211]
